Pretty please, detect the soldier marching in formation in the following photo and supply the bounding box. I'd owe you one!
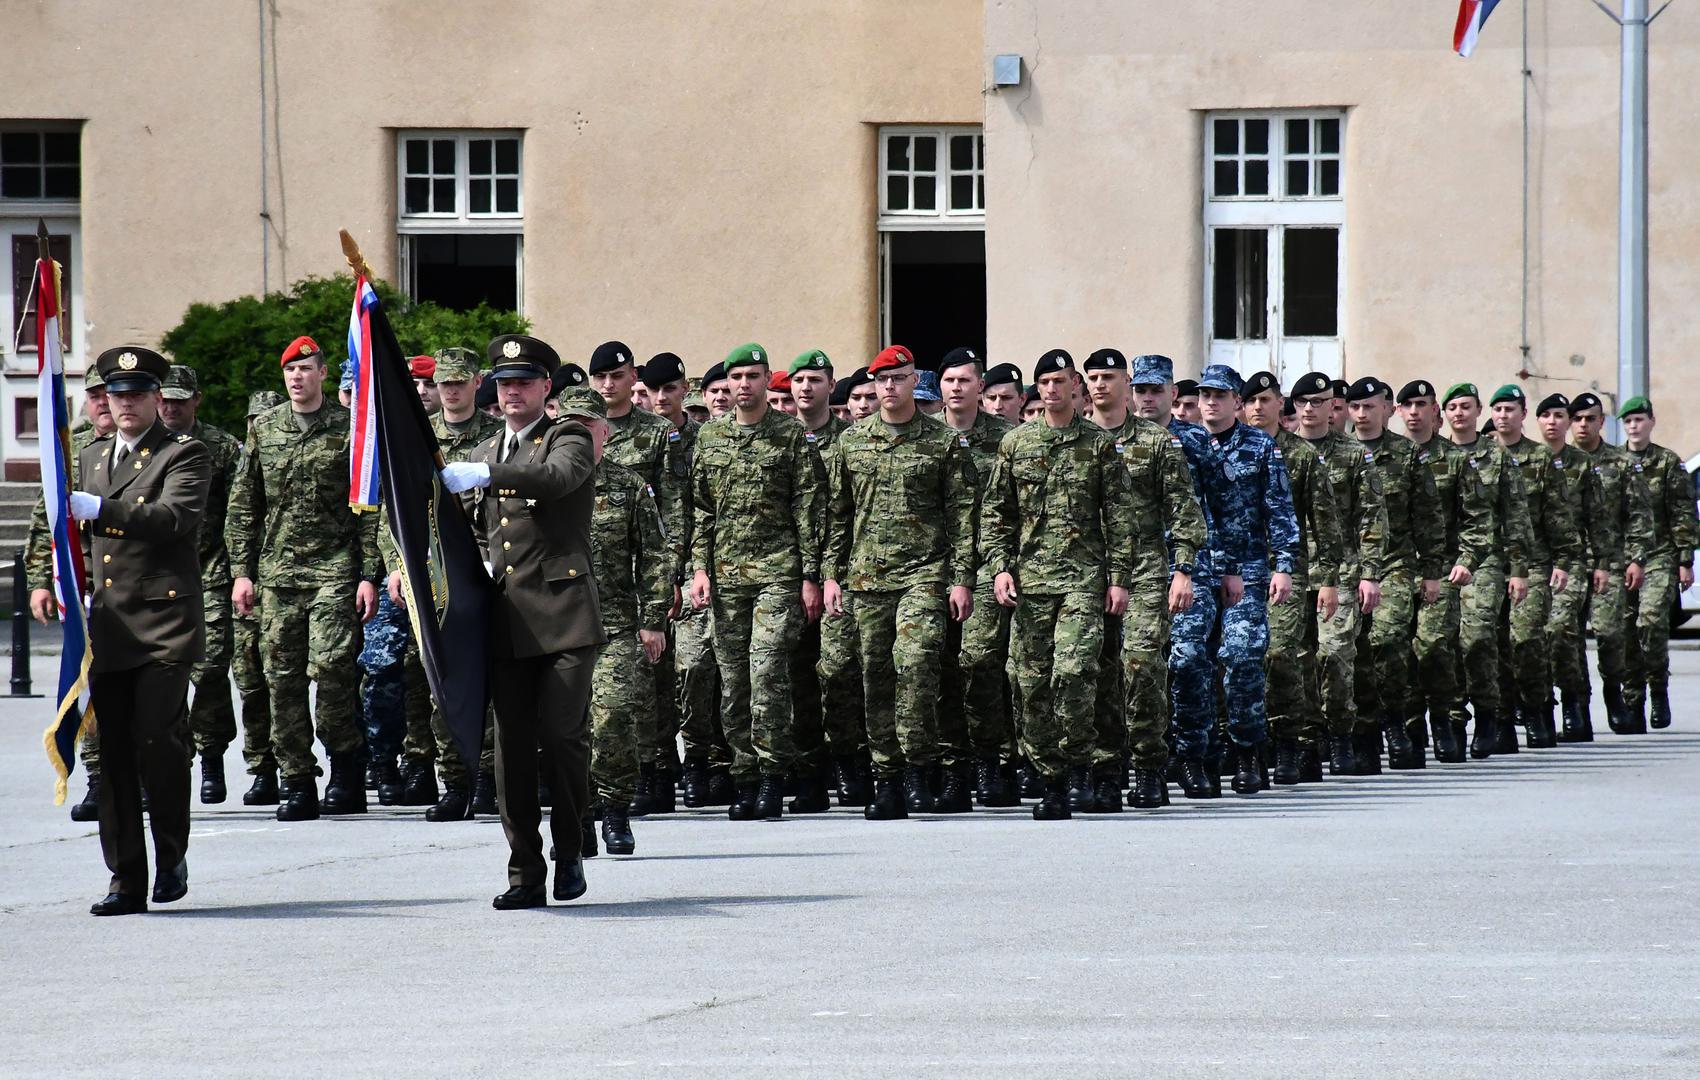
[38,325,1698,913]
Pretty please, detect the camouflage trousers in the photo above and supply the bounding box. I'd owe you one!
[1266,586,1322,744]
[358,591,424,763]
[791,614,830,776]
[1456,563,1506,718]
[710,583,802,783]
[645,630,679,771]
[1173,583,1271,758]
[955,581,1015,759]
[674,607,729,768]
[1316,591,1362,736]
[590,632,654,806]
[231,605,273,773]
[1010,591,1103,781]
[1501,575,1552,716]
[188,583,236,755]
[1587,572,1633,689]
[818,590,867,760]
[1625,558,1680,705]
[258,583,363,780]
[855,585,947,777]
[1356,568,1417,729]
[1409,581,1461,735]
[1546,568,1591,696]
[1095,577,1173,768]
[397,634,496,784]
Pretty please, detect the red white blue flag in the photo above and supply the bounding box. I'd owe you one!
[1454,0,1502,58]
[346,276,381,510]
[32,229,95,804]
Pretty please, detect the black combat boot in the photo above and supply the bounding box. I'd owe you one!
[1431,713,1464,763]
[580,817,599,859]
[1384,717,1421,770]
[628,765,655,817]
[1299,740,1325,782]
[374,757,404,805]
[1645,680,1672,731]
[1559,690,1593,742]
[1469,711,1497,760]
[982,760,1021,807]
[1271,738,1302,786]
[601,804,636,855]
[726,782,757,820]
[864,776,908,820]
[1019,760,1043,798]
[1353,729,1383,775]
[1230,744,1264,795]
[1090,772,1124,813]
[1066,764,1094,813]
[1604,681,1629,733]
[1128,767,1168,808]
[320,751,368,814]
[425,780,470,821]
[753,775,785,820]
[471,769,498,815]
[648,767,678,813]
[275,777,321,822]
[680,758,710,807]
[704,768,736,807]
[935,766,973,813]
[788,774,831,814]
[1527,704,1559,748]
[199,753,227,805]
[903,765,935,813]
[1328,735,1358,777]
[69,773,101,822]
[833,757,869,807]
[1620,694,1648,734]
[974,758,1000,806]
[399,761,438,806]
[1495,708,1521,755]
[1032,780,1071,820]
[1179,759,1216,800]
[242,766,279,807]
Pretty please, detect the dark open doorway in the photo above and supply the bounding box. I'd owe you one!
[883,230,986,370]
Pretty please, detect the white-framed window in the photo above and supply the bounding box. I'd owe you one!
[1203,110,1346,384]
[879,126,985,229]
[395,130,523,313]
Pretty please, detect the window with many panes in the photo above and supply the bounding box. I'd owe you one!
[395,131,524,313]
[880,127,984,224]
[1209,113,1341,201]
[398,131,522,221]
[0,129,80,201]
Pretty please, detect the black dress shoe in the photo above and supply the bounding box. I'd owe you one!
[91,892,147,916]
[200,754,227,804]
[787,775,831,814]
[602,804,636,855]
[1128,767,1166,809]
[275,778,321,822]
[243,767,279,806]
[70,774,101,822]
[754,775,785,820]
[399,762,438,806]
[152,860,188,904]
[471,770,498,815]
[492,885,547,910]
[864,777,908,820]
[1032,780,1071,820]
[580,817,599,859]
[553,857,587,902]
[1270,738,1301,786]
[425,783,471,822]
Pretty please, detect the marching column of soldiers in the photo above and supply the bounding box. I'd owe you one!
[29,336,1698,909]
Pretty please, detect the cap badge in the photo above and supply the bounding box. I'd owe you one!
[502,341,522,359]
[118,352,138,370]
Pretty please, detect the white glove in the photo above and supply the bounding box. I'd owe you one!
[69,491,101,520]
[440,462,492,494]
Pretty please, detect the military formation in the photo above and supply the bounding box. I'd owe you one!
[27,334,1697,911]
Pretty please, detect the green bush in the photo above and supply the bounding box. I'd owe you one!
[159,274,528,433]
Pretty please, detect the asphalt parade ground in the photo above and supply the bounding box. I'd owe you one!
[1,650,1697,1079]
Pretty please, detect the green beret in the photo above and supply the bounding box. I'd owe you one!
[555,385,607,420]
[789,350,831,377]
[432,347,480,383]
[1618,395,1652,419]
[1442,382,1479,406]
[1489,383,1525,407]
[724,343,770,373]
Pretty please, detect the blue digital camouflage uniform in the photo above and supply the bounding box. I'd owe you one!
[1169,421,1300,761]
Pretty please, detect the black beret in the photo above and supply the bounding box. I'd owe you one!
[1282,396,1296,417]
[1289,372,1332,400]
[475,377,499,409]
[938,347,983,374]
[840,366,871,393]
[488,334,560,380]
[1083,348,1128,372]
[641,352,686,388]
[1022,386,1041,406]
[95,346,170,393]
[1174,379,1200,398]
[982,362,1022,390]
[828,380,852,408]
[1241,370,1280,399]
[1330,379,1350,398]
[1033,349,1074,379]
[1345,376,1386,403]
[588,340,634,375]
[1568,392,1604,416]
[701,362,727,387]
[1535,392,1571,416]
[550,362,589,399]
[1396,380,1436,405]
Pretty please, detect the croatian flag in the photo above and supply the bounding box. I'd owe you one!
[346,276,382,510]
[1454,0,1502,58]
[33,234,95,805]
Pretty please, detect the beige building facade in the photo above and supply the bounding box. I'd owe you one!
[2,1,1696,477]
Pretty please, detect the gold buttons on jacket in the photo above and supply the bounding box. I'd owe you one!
[500,517,509,527]
[102,554,111,564]
[505,565,514,575]
[135,496,145,504]
[502,541,511,550]
[104,578,112,587]
[567,569,578,578]
[168,589,177,598]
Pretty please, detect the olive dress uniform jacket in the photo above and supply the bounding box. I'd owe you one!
[462,415,607,657]
[79,421,211,673]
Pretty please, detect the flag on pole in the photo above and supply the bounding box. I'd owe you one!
[1454,0,1503,58]
[33,223,95,805]
[344,259,490,777]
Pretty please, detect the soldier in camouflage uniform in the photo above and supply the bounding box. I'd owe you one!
[982,350,1135,821]
[588,341,688,812]
[227,336,381,821]
[230,391,281,803]
[689,344,822,821]
[1568,393,1655,735]
[1246,371,1342,784]
[1488,384,1579,749]
[155,365,244,803]
[938,348,1020,807]
[1617,395,1698,732]
[1535,394,1602,740]
[26,365,114,820]
[823,346,975,819]
[1091,352,1206,807]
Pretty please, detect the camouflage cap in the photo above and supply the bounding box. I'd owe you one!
[161,364,199,400]
[83,364,106,390]
[556,385,607,421]
[683,389,706,410]
[432,347,480,383]
[247,390,283,417]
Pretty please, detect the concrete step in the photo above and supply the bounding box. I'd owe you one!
[0,483,39,507]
